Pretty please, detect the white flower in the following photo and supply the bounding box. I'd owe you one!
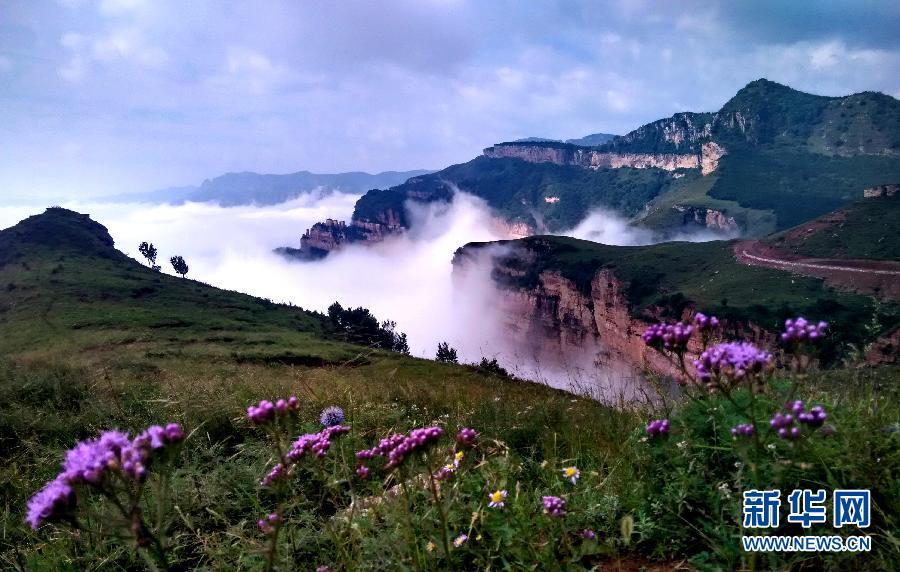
[562,466,580,485]
[677,440,688,449]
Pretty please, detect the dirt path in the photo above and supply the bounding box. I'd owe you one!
[734,240,900,300]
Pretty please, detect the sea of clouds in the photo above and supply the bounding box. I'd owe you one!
[0,192,731,399]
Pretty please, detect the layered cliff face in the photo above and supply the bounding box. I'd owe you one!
[483,139,727,175]
[483,144,709,173]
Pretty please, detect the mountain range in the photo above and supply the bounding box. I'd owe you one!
[104,169,433,206]
[285,79,900,259]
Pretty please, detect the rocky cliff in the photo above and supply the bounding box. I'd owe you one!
[483,139,727,175]
[672,204,739,232]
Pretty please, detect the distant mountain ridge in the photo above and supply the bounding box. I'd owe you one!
[512,133,617,146]
[280,79,900,259]
[106,169,433,206]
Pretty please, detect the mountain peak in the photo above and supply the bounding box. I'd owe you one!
[0,208,117,265]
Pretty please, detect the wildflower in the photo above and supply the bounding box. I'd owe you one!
[257,512,280,535]
[316,567,330,572]
[247,400,276,425]
[453,534,468,548]
[781,317,827,344]
[542,495,566,518]
[356,465,370,479]
[488,489,508,508]
[456,427,477,446]
[642,322,693,352]
[261,463,287,487]
[717,482,732,499]
[693,312,720,332]
[798,405,827,427]
[562,466,580,485]
[581,529,596,540]
[677,440,688,449]
[426,541,436,553]
[454,451,464,467]
[766,443,776,451]
[645,419,669,438]
[694,342,772,385]
[319,406,345,427]
[731,423,754,438]
[25,478,74,530]
[288,425,351,462]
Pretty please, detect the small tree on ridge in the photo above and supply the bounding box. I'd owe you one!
[138,242,158,267]
[170,255,189,278]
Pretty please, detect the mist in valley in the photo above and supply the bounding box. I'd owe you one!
[0,193,730,399]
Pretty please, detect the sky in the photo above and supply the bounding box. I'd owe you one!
[2,0,899,201]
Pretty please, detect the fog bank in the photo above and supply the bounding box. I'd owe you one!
[0,194,729,399]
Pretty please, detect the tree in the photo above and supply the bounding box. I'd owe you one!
[436,342,458,363]
[170,255,189,278]
[326,301,409,353]
[138,242,158,267]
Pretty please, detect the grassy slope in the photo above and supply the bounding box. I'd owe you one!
[0,209,644,565]
[765,195,900,260]
[2,209,899,570]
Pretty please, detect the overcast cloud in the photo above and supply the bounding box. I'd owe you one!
[1,0,899,201]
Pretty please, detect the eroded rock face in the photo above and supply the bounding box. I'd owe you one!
[863,184,900,198]
[482,141,728,175]
[672,205,739,232]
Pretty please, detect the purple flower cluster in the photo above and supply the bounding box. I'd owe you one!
[694,342,772,382]
[786,400,828,427]
[641,322,693,352]
[693,312,720,332]
[542,495,566,518]
[247,396,299,425]
[770,412,800,439]
[257,512,280,535]
[26,424,185,530]
[645,418,670,437]
[731,423,754,438]
[581,529,596,540]
[456,427,477,446]
[260,424,349,487]
[319,406,345,427]
[781,317,827,344]
[355,426,444,474]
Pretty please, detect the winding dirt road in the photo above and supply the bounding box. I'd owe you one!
[734,240,900,300]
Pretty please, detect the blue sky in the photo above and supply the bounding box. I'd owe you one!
[1,0,899,200]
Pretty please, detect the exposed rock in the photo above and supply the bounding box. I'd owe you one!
[700,142,727,175]
[672,205,739,232]
[863,184,900,198]
[482,141,728,176]
[866,328,900,365]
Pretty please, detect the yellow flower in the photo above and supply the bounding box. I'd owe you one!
[426,541,435,553]
[562,466,581,484]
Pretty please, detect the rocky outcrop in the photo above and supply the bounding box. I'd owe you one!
[483,141,728,175]
[863,184,900,198]
[673,205,739,232]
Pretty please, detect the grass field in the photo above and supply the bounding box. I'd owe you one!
[2,209,899,570]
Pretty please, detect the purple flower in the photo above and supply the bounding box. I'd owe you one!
[581,529,596,540]
[645,418,670,438]
[693,312,720,332]
[257,512,280,535]
[781,317,828,344]
[694,342,772,383]
[542,495,566,518]
[731,423,754,438]
[288,425,351,463]
[25,478,74,530]
[456,427,477,446]
[320,406,345,427]
[247,400,276,425]
[356,465,370,479]
[642,322,693,352]
[260,463,287,487]
[798,405,827,427]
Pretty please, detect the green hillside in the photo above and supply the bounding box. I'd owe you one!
[766,194,900,260]
[460,235,898,362]
[2,209,899,570]
[354,156,675,232]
